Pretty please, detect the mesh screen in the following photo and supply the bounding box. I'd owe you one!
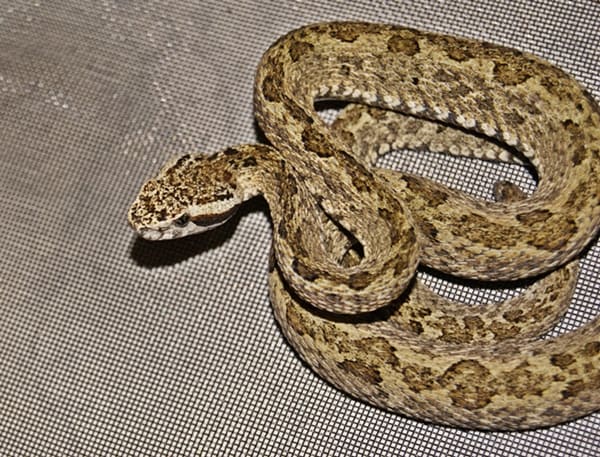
[1,1,599,455]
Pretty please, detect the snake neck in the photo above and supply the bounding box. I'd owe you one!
[207,144,290,205]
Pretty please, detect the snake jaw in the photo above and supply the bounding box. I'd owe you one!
[128,192,242,241]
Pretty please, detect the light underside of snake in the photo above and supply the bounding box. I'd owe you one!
[128,22,600,429]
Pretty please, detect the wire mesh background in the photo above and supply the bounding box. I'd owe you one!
[1,1,599,455]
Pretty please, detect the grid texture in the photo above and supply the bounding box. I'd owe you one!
[1,1,599,455]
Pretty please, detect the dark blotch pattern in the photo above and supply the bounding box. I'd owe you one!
[516,209,552,225]
[503,363,546,399]
[447,45,474,62]
[440,360,495,410]
[347,271,373,290]
[242,156,258,167]
[562,380,585,399]
[223,147,239,156]
[338,360,383,384]
[262,75,280,103]
[288,39,314,62]
[551,353,576,369]
[387,32,420,56]
[301,127,333,157]
[402,176,448,208]
[328,23,362,42]
[526,218,578,251]
[292,258,319,281]
[582,341,600,357]
[402,364,436,393]
[493,61,532,85]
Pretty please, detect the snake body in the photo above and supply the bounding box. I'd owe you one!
[253,22,600,313]
[128,22,600,429]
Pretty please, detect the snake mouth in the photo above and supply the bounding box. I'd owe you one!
[137,228,165,241]
[135,206,241,241]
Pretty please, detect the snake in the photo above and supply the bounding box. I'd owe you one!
[128,22,600,429]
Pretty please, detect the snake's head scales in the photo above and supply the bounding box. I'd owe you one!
[128,152,244,241]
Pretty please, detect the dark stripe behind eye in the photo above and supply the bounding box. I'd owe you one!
[190,206,239,226]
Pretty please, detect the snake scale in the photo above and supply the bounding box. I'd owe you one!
[128,22,600,430]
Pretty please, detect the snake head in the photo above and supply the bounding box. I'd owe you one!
[128,153,243,240]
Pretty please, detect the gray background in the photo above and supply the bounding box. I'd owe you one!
[1,1,599,455]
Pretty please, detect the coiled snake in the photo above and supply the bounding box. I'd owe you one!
[128,22,600,430]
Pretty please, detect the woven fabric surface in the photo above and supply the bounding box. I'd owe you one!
[1,1,599,455]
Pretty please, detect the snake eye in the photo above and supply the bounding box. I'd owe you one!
[174,214,189,227]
